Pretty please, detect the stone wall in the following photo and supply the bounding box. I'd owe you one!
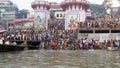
[78,33,120,42]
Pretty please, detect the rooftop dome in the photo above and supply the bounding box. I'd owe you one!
[61,0,90,11]
[31,0,50,10]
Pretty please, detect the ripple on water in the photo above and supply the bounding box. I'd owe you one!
[0,50,120,68]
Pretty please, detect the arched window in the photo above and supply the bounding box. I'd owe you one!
[57,14,59,17]
[60,14,62,17]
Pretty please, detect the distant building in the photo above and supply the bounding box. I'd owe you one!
[49,2,65,20]
[0,0,18,21]
[111,7,120,17]
[27,11,34,18]
[54,10,65,20]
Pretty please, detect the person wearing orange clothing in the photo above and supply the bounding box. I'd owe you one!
[110,39,114,47]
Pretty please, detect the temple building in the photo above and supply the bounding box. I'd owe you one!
[61,0,90,30]
[31,0,50,30]
[50,2,65,20]
[31,0,90,30]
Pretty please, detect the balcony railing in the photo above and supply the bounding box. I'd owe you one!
[78,23,120,30]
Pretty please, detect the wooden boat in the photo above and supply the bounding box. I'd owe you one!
[27,40,40,49]
[107,47,118,51]
[14,40,24,45]
[0,44,25,52]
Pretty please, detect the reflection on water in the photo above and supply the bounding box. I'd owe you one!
[0,50,120,68]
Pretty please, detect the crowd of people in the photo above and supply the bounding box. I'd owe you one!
[79,17,120,29]
[0,29,120,50]
[48,17,120,30]
[0,17,120,50]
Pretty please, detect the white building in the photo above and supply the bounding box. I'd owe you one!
[49,2,65,20]
[54,10,65,20]
[0,0,18,21]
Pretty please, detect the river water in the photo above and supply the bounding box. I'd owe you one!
[0,50,120,68]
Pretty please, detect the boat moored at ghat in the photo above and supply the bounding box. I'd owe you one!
[107,47,118,51]
[0,39,25,52]
[27,40,41,49]
[0,31,26,52]
[0,44,25,52]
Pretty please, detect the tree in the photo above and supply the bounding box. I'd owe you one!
[90,4,106,16]
[117,7,120,17]
[118,0,120,3]
[16,9,29,18]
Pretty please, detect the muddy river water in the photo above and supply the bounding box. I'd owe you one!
[0,50,120,68]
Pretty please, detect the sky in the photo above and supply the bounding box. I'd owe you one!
[10,0,120,11]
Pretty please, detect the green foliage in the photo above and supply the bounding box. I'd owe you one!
[90,4,106,16]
